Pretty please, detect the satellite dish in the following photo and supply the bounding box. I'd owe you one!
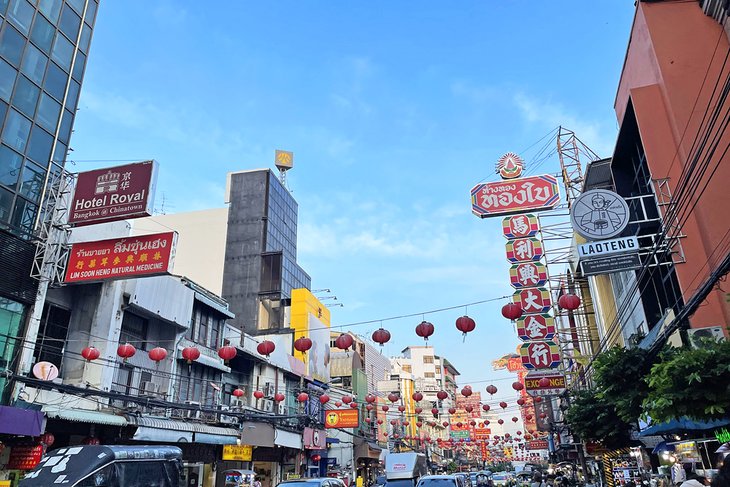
[32,361,59,381]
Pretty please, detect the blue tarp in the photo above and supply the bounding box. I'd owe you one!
[639,417,730,436]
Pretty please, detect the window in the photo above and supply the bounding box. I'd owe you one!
[52,140,66,164]
[36,92,60,131]
[176,363,220,406]
[120,312,148,350]
[34,304,70,372]
[19,160,44,201]
[0,186,13,222]
[20,44,47,85]
[27,125,53,166]
[11,196,37,233]
[2,109,31,152]
[58,108,73,144]
[7,0,34,35]
[423,355,434,364]
[44,61,67,101]
[210,316,220,349]
[424,372,435,378]
[401,364,412,373]
[79,23,91,52]
[85,1,98,26]
[0,23,25,67]
[58,4,81,41]
[0,144,22,189]
[12,75,39,118]
[0,58,16,102]
[38,0,62,23]
[30,14,55,54]
[71,50,84,81]
[51,32,73,71]
[435,365,441,374]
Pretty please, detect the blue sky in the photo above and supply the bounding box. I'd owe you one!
[69,1,636,412]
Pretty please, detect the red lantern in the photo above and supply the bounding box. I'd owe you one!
[498,419,504,425]
[431,408,439,415]
[254,391,264,399]
[334,333,354,351]
[470,420,476,426]
[512,381,524,391]
[39,433,55,447]
[342,395,353,404]
[350,402,358,409]
[388,393,399,403]
[148,347,167,363]
[534,396,543,403]
[257,340,275,357]
[455,316,476,337]
[82,437,100,445]
[525,414,533,420]
[377,419,383,425]
[461,386,473,397]
[416,421,423,427]
[232,388,244,398]
[218,345,237,362]
[398,405,406,412]
[558,293,581,311]
[365,394,376,403]
[274,393,285,402]
[517,398,526,406]
[117,343,136,360]
[486,385,497,395]
[501,303,523,321]
[335,401,342,407]
[372,328,391,346]
[499,401,508,409]
[482,404,490,412]
[465,405,473,413]
[381,405,389,412]
[412,392,423,402]
[294,337,313,353]
[312,454,321,462]
[365,418,372,424]
[415,321,435,341]
[366,404,374,411]
[415,407,423,414]
[437,390,448,400]
[390,419,397,426]
[448,407,456,414]
[442,421,449,427]
[297,392,309,403]
[512,417,519,423]
[81,346,100,361]
[539,377,551,388]
[320,394,330,404]
[181,346,200,364]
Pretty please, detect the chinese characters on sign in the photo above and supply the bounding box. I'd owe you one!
[222,445,253,461]
[516,314,556,341]
[69,160,158,225]
[512,287,552,314]
[505,237,544,262]
[7,445,43,470]
[509,262,549,289]
[524,372,567,397]
[519,341,561,369]
[64,232,178,284]
[502,214,540,239]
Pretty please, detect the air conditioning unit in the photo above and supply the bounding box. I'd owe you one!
[185,400,201,419]
[140,381,160,396]
[264,383,275,397]
[277,403,286,415]
[263,399,275,413]
[688,326,725,348]
[219,405,239,424]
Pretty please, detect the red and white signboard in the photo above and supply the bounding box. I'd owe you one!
[505,237,544,263]
[516,313,556,341]
[512,287,552,314]
[69,161,157,225]
[64,232,177,284]
[471,175,560,218]
[524,371,567,397]
[509,262,549,289]
[519,341,561,369]
[7,444,44,470]
[502,213,540,239]
[526,440,549,451]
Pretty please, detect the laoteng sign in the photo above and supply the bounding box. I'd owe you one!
[578,236,639,260]
[471,175,560,218]
[69,161,157,225]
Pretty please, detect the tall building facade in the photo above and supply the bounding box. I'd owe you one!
[223,169,311,334]
[0,0,98,400]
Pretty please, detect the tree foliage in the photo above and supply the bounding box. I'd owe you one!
[564,389,633,450]
[643,338,730,422]
[593,346,654,423]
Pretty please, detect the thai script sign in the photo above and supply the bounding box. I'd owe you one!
[69,161,157,225]
[581,253,642,276]
[222,445,253,461]
[526,440,549,451]
[64,232,177,283]
[7,445,43,470]
[471,175,560,218]
[324,409,359,429]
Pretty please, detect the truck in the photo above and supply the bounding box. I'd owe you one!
[384,452,428,487]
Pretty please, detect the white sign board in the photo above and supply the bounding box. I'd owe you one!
[578,236,639,260]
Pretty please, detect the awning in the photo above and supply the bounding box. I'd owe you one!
[275,429,302,449]
[640,417,730,436]
[0,405,45,436]
[176,346,231,372]
[240,422,302,449]
[44,406,127,426]
[126,416,240,444]
[354,438,382,460]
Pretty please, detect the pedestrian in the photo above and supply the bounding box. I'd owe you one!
[254,477,262,487]
[680,473,708,487]
[712,457,730,487]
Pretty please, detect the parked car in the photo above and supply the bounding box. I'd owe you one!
[278,480,347,487]
[417,475,461,487]
[490,472,513,487]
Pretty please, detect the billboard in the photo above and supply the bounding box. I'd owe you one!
[291,289,331,383]
[325,409,359,429]
[64,232,177,284]
[471,175,560,218]
[524,372,567,397]
[69,160,157,225]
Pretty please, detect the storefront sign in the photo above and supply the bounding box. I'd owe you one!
[580,253,641,276]
[506,237,544,263]
[570,189,630,240]
[519,341,561,369]
[578,236,639,260]
[325,409,359,429]
[64,232,177,283]
[7,444,44,470]
[502,214,540,239]
[474,427,491,440]
[524,372,566,396]
[69,160,157,225]
[471,175,560,218]
[526,440,549,450]
[222,444,253,461]
[509,262,549,289]
[303,427,326,449]
[516,314,556,341]
[512,287,552,314]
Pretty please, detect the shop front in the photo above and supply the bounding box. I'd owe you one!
[240,422,303,487]
[354,438,382,485]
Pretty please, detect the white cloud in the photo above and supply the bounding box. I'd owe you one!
[450,80,498,104]
[513,92,615,157]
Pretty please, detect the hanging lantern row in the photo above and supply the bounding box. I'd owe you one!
[415,321,434,342]
[558,293,581,311]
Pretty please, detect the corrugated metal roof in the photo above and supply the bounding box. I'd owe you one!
[44,407,128,426]
[126,416,240,437]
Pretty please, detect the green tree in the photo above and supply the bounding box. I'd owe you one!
[593,346,654,423]
[643,338,730,422]
[564,389,633,450]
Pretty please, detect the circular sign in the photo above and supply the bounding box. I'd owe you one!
[32,361,59,381]
[570,189,630,240]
